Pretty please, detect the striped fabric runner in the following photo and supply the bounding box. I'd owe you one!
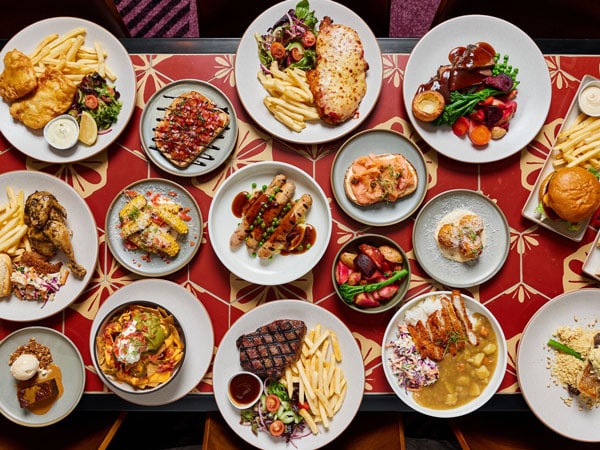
[114,0,199,38]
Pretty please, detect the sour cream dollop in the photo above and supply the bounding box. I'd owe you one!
[578,82,600,117]
[114,320,144,365]
[44,114,79,150]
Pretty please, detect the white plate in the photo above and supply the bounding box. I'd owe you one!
[403,15,551,164]
[412,189,510,288]
[0,326,85,427]
[208,161,332,285]
[521,74,597,242]
[382,291,507,418]
[235,0,382,144]
[0,17,136,163]
[330,129,427,226]
[213,299,364,449]
[517,289,600,442]
[0,171,98,322]
[89,279,214,406]
[140,79,238,177]
[105,178,202,277]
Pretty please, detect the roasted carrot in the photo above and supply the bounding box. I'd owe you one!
[468,123,492,146]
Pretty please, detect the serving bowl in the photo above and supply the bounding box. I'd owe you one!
[332,234,410,314]
[382,290,507,417]
[93,301,186,395]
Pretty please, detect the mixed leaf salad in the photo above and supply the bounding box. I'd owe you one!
[68,71,122,131]
[255,0,318,72]
[240,379,310,443]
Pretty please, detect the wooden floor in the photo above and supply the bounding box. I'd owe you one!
[4,409,598,449]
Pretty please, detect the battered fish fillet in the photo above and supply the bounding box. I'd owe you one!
[306,16,368,125]
[9,67,76,129]
[0,49,38,103]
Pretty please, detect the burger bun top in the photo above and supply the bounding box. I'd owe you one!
[539,166,600,223]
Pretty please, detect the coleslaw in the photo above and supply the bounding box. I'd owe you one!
[386,323,439,391]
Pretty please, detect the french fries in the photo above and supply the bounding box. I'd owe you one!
[257,61,319,132]
[27,27,115,83]
[0,187,29,256]
[282,324,347,435]
[552,113,600,170]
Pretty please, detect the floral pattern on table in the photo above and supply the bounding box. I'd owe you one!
[1,52,599,401]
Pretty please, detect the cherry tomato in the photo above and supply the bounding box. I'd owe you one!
[269,41,286,59]
[290,46,304,62]
[269,419,285,436]
[265,394,281,412]
[302,31,316,47]
[84,94,99,110]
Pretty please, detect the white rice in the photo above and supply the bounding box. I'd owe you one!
[403,293,477,326]
[404,295,443,325]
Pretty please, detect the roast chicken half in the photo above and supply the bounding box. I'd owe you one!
[306,16,369,125]
[24,191,87,279]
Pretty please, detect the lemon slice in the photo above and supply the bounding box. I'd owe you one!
[78,111,98,145]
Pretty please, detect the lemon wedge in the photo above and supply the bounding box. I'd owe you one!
[78,111,98,145]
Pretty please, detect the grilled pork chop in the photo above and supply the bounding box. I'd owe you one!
[236,319,307,379]
[306,16,368,125]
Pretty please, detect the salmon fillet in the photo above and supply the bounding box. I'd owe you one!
[306,16,368,125]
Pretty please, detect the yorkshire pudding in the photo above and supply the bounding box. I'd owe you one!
[412,89,445,122]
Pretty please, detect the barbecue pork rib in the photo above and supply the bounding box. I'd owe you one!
[236,319,307,379]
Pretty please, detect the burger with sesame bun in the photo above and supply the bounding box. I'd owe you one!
[538,166,600,223]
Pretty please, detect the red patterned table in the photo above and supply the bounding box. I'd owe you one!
[0,38,598,411]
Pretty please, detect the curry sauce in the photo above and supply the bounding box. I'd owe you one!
[414,313,498,409]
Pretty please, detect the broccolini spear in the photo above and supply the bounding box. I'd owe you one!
[547,338,584,361]
[338,269,408,304]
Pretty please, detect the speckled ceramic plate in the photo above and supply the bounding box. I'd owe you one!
[382,291,507,418]
[105,178,202,276]
[0,17,136,163]
[331,129,427,226]
[89,279,213,406]
[518,289,600,442]
[140,79,238,177]
[235,0,382,144]
[412,189,509,288]
[208,161,332,285]
[213,300,364,449]
[404,15,550,163]
[0,171,97,322]
[0,327,85,427]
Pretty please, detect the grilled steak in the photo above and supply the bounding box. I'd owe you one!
[236,319,307,379]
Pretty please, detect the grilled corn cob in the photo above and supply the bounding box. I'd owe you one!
[119,194,147,221]
[129,224,180,257]
[119,195,151,238]
[155,206,188,235]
